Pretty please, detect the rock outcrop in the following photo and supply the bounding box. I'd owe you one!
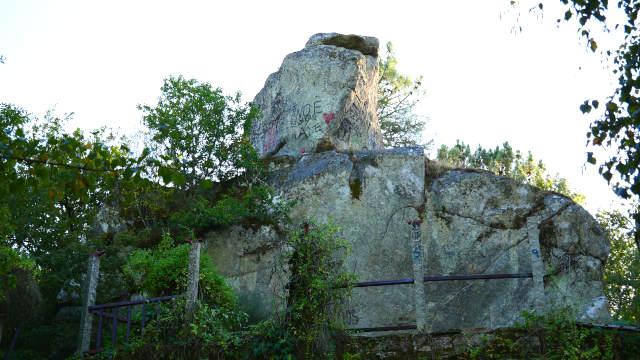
[204,33,611,333]
[249,33,383,158]
[205,151,610,331]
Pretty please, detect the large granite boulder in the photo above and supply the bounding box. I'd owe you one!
[249,33,383,158]
[204,32,610,333]
[204,151,611,332]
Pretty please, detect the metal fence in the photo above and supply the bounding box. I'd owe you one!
[347,272,534,332]
[84,295,179,355]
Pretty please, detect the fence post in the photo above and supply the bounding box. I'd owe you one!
[77,250,104,355]
[408,219,426,332]
[527,216,546,314]
[185,238,202,322]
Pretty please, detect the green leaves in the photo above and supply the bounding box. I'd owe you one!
[139,75,260,192]
[552,0,640,200]
[439,140,585,203]
[377,42,428,148]
[598,210,640,322]
[122,232,235,308]
[171,170,186,186]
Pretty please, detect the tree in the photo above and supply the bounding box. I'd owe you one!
[138,75,260,194]
[137,76,285,237]
[437,140,585,203]
[0,79,280,358]
[598,209,640,322]
[0,104,137,269]
[544,0,640,202]
[377,42,429,148]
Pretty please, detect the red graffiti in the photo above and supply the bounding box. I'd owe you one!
[263,124,278,152]
[323,113,335,124]
[301,148,305,154]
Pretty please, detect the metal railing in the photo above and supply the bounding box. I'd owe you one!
[85,295,179,355]
[347,273,640,334]
[348,272,534,332]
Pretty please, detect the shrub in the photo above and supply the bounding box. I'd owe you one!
[122,232,234,308]
[282,220,356,359]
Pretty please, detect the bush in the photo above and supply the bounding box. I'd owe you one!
[282,220,356,359]
[122,232,234,308]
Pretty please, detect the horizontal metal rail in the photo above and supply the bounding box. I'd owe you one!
[89,310,128,323]
[350,322,640,333]
[351,324,417,332]
[352,273,533,288]
[88,295,180,311]
[423,273,533,282]
[578,322,640,332]
[354,278,414,287]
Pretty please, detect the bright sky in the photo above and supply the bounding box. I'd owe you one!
[0,0,630,214]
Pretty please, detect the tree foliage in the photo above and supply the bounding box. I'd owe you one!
[0,76,280,357]
[135,76,285,238]
[537,0,640,201]
[139,75,260,193]
[598,209,640,322]
[377,42,428,148]
[437,140,585,203]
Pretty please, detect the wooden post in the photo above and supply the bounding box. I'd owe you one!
[185,238,201,322]
[409,219,426,332]
[527,217,546,314]
[77,250,104,355]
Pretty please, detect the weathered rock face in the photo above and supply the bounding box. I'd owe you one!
[249,33,383,158]
[421,168,610,330]
[204,151,611,332]
[205,32,610,333]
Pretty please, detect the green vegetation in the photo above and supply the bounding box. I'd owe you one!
[546,0,640,202]
[122,232,235,308]
[437,140,585,203]
[459,307,627,359]
[0,76,284,358]
[71,220,355,360]
[280,221,355,358]
[599,210,640,322]
[377,42,428,148]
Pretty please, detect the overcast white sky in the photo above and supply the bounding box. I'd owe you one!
[0,0,630,214]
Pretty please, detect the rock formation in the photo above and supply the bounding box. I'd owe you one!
[249,33,383,158]
[205,33,611,333]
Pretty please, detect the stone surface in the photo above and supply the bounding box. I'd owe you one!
[204,150,611,333]
[77,254,101,354]
[249,33,383,158]
[423,169,610,331]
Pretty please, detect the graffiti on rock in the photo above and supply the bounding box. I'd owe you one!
[261,99,344,154]
[323,113,335,124]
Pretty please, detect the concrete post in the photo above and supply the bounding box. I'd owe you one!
[633,211,640,255]
[409,219,426,332]
[185,238,202,322]
[527,216,546,314]
[77,250,104,355]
